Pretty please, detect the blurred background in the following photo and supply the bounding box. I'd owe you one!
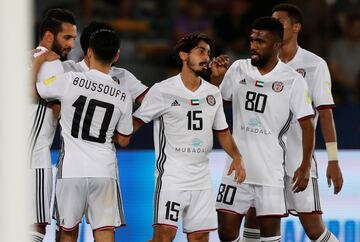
[33,0,360,241]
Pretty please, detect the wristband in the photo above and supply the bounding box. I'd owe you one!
[325,142,338,161]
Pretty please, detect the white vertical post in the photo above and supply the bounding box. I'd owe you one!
[0,0,32,241]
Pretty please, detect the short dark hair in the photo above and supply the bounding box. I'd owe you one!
[272,3,303,25]
[251,17,284,42]
[174,33,213,68]
[39,8,76,39]
[89,29,120,64]
[80,21,114,55]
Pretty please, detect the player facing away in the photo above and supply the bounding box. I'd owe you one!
[215,17,316,242]
[29,8,77,242]
[133,33,246,242]
[241,4,343,242]
[33,30,133,242]
[62,21,149,105]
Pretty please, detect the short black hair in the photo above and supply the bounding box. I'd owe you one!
[39,8,76,39]
[251,17,284,42]
[174,33,213,68]
[80,21,114,55]
[89,29,120,64]
[272,3,303,25]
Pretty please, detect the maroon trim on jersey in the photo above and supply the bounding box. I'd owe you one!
[59,223,81,232]
[153,223,178,230]
[213,127,229,133]
[288,209,323,217]
[257,213,289,218]
[316,104,336,110]
[116,131,132,137]
[93,225,125,231]
[185,228,217,234]
[216,208,245,216]
[133,116,146,125]
[135,88,149,105]
[297,114,315,121]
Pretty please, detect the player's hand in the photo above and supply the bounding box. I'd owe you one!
[227,156,246,184]
[292,164,310,193]
[210,55,230,79]
[327,160,343,194]
[42,50,60,62]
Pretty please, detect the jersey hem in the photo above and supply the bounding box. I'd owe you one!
[288,210,323,216]
[297,114,315,121]
[135,88,149,104]
[153,223,178,230]
[216,208,244,216]
[213,127,229,133]
[184,228,217,234]
[316,104,336,110]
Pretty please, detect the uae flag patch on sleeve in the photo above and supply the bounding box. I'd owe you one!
[190,98,200,105]
[255,80,264,87]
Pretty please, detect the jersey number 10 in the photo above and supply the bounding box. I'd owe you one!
[71,95,114,143]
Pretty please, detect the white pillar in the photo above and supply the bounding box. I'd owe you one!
[0,0,32,241]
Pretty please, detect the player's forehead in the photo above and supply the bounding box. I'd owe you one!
[58,22,77,36]
[250,29,271,40]
[192,40,211,52]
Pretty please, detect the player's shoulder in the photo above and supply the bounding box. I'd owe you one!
[62,60,80,72]
[201,79,221,93]
[298,47,327,67]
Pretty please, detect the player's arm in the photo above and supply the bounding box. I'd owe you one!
[318,108,343,194]
[114,132,131,147]
[31,51,60,97]
[215,129,246,184]
[132,117,145,133]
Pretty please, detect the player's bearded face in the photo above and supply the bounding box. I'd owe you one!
[187,57,209,76]
[51,38,69,60]
[250,30,275,67]
[51,23,77,61]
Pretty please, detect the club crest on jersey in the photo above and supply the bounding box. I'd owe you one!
[206,95,216,106]
[272,81,284,92]
[190,99,200,106]
[255,80,264,87]
[112,76,120,84]
[296,68,306,77]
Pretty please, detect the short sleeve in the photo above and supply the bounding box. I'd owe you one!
[290,75,315,120]
[124,69,148,103]
[311,61,335,109]
[36,72,70,101]
[116,97,133,136]
[212,97,229,131]
[133,84,165,123]
[219,61,238,101]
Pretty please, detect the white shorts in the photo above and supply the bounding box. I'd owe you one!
[285,176,322,215]
[54,177,125,231]
[31,168,53,225]
[216,177,288,217]
[154,189,217,233]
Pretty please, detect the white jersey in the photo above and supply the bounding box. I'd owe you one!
[285,47,335,178]
[220,59,314,187]
[62,60,148,103]
[133,74,228,190]
[36,70,133,178]
[30,46,64,168]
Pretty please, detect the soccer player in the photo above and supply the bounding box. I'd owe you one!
[29,8,76,242]
[33,30,132,242]
[215,17,315,242]
[241,4,343,242]
[133,33,246,242]
[62,21,149,105]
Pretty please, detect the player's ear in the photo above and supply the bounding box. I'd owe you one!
[44,31,54,43]
[274,41,282,51]
[293,23,301,34]
[179,51,188,62]
[112,49,120,64]
[87,48,93,60]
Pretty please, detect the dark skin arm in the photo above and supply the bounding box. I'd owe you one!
[318,108,343,194]
[292,117,315,193]
[215,129,246,183]
[114,132,131,147]
[209,55,230,87]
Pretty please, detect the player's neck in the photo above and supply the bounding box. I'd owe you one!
[279,39,298,63]
[180,71,201,92]
[89,61,111,74]
[257,57,279,75]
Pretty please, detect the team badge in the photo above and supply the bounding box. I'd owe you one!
[296,68,306,77]
[206,95,216,106]
[272,81,284,92]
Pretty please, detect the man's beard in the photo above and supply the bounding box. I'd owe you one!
[188,59,209,77]
[251,54,270,68]
[51,40,68,61]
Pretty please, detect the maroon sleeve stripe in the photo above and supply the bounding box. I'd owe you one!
[298,114,315,121]
[316,104,336,110]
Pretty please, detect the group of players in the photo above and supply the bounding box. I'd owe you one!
[30,3,344,242]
